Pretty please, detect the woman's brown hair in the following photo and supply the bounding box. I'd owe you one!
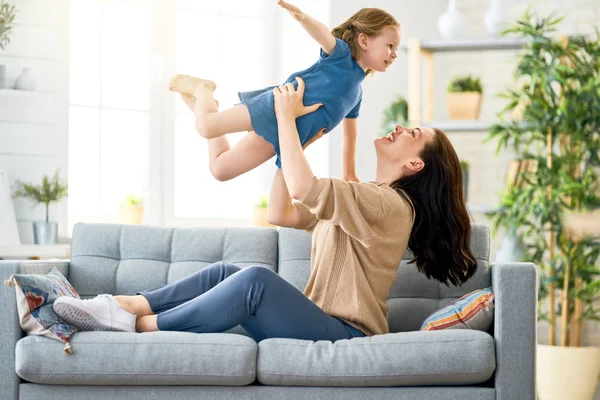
[331,8,400,76]
[391,128,477,286]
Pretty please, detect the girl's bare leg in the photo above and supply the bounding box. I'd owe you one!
[169,74,252,139]
[180,93,276,181]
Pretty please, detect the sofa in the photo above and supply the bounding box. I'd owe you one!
[1,222,537,400]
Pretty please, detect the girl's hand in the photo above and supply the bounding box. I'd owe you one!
[277,0,305,21]
[273,77,322,121]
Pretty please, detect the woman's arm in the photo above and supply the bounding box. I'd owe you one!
[273,77,322,200]
[277,0,336,55]
[342,118,360,182]
[266,169,299,227]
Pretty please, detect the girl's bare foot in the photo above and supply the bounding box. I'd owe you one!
[169,74,216,95]
[180,93,218,112]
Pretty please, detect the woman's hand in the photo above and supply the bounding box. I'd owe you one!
[273,77,322,122]
[277,0,305,21]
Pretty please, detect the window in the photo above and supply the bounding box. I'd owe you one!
[68,0,331,230]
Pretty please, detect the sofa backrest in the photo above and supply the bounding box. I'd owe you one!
[70,222,490,333]
[69,223,278,297]
[277,224,491,333]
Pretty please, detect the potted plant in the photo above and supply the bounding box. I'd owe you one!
[486,10,600,400]
[446,74,483,120]
[0,1,17,89]
[13,170,68,245]
[380,95,408,136]
[459,160,470,202]
[117,195,144,224]
[251,195,274,227]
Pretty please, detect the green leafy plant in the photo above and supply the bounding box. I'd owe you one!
[459,160,470,172]
[447,75,483,93]
[13,170,68,223]
[254,195,268,209]
[380,95,408,136]
[486,9,600,346]
[0,1,16,50]
[124,195,143,206]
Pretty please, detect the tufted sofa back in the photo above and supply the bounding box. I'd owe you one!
[69,222,490,333]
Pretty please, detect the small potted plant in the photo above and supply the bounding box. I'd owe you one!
[13,170,68,244]
[117,195,144,224]
[380,95,408,136]
[0,1,17,88]
[446,75,483,120]
[251,195,274,227]
[459,160,470,202]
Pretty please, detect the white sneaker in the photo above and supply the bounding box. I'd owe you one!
[53,294,137,332]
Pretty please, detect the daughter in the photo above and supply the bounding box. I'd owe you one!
[169,1,401,182]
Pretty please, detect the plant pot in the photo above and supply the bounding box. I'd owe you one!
[0,64,6,89]
[446,92,482,120]
[33,221,58,245]
[461,169,469,202]
[537,344,600,400]
[251,207,274,227]
[117,204,144,224]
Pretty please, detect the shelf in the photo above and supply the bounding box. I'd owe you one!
[468,204,498,214]
[422,121,493,132]
[401,38,526,53]
[0,88,53,98]
[0,244,71,259]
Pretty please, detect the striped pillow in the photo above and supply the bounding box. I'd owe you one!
[420,287,494,331]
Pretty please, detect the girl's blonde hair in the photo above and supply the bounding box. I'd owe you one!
[331,8,400,75]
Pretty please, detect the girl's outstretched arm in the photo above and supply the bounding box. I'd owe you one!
[342,118,360,182]
[277,0,336,55]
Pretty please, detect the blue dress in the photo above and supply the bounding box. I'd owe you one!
[238,38,366,168]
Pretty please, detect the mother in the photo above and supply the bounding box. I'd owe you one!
[53,78,476,341]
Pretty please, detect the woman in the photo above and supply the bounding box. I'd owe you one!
[53,78,476,342]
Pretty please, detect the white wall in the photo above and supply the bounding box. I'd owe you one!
[0,0,70,243]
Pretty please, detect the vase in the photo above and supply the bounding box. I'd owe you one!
[437,0,466,40]
[537,344,600,400]
[251,207,274,227]
[484,0,509,37]
[33,221,58,245]
[0,64,6,89]
[14,67,36,91]
[116,204,144,224]
[494,231,524,262]
[446,92,482,120]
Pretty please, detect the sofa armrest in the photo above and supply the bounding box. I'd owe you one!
[1,260,71,400]
[491,261,538,400]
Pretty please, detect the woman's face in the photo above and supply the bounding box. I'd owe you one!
[374,125,436,177]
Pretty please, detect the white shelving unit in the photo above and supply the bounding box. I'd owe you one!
[0,244,71,260]
[401,38,525,130]
[0,88,54,98]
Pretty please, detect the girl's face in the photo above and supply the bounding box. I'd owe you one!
[359,26,401,72]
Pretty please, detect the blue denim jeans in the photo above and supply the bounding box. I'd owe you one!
[138,261,366,342]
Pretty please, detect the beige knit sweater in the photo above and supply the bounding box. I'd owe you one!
[294,176,414,336]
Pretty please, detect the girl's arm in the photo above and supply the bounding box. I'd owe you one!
[342,118,360,182]
[278,0,336,55]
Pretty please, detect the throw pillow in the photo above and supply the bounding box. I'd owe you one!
[420,287,494,331]
[4,267,79,354]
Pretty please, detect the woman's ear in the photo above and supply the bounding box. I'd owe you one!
[406,158,425,173]
[357,32,368,51]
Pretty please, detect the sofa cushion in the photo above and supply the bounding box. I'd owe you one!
[420,287,495,331]
[16,332,257,385]
[257,330,495,386]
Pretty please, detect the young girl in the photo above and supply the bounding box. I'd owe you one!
[169,0,401,182]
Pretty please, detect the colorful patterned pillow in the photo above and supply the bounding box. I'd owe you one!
[4,267,79,354]
[420,287,495,331]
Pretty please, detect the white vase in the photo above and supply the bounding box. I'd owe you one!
[437,0,466,40]
[14,67,36,91]
[484,0,509,37]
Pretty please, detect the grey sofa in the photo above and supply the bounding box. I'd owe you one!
[1,222,537,400]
